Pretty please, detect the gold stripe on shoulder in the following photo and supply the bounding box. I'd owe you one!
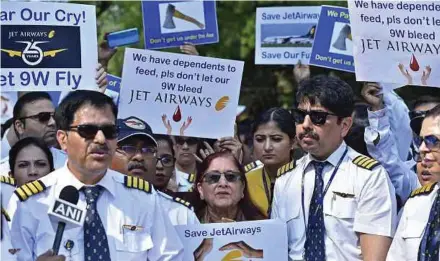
[353,155,380,170]
[277,160,296,178]
[173,196,193,210]
[1,207,10,222]
[244,161,258,173]
[14,180,46,202]
[124,176,151,193]
[188,173,196,183]
[0,176,16,186]
[410,182,437,198]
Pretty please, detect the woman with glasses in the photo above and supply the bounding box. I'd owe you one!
[8,137,54,186]
[154,134,178,193]
[194,151,265,223]
[245,108,296,217]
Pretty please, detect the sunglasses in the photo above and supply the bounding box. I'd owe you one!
[175,137,199,146]
[414,135,440,151]
[291,108,337,126]
[156,154,175,167]
[20,112,54,123]
[67,124,119,140]
[409,110,426,120]
[117,145,156,157]
[203,171,242,184]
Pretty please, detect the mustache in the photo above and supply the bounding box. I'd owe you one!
[89,145,109,154]
[298,129,320,141]
[128,162,147,171]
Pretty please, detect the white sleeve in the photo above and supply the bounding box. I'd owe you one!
[10,197,37,261]
[270,181,281,219]
[364,108,419,204]
[148,192,184,261]
[354,166,397,237]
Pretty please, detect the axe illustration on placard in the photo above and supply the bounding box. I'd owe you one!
[332,24,352,51]
[163,4,205,29]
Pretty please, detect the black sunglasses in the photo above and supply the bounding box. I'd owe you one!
[67,124,119,140]
[291,108,337,126]
[20,112,54,123]
[409,110,426,121]
[203,171,242,184]
[414,135,440,151]
[175,137,199,145]
[117,146,156,157]
[156,154,175,167]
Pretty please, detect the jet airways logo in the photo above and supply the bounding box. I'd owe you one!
[1,40,66,66]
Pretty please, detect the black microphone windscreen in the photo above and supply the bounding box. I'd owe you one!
[59,186,79,205]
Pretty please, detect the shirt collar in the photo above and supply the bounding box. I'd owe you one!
[305,141,347,170]
[55,163,117,198]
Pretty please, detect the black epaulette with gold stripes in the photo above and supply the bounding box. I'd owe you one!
[410,182,436,198]
[277,160,296,177]
[124,176,151,193]
[14,180,46,202]
[352,155,380,170]
[0,176,16,187]
[173,196,193,209]
[1,207,10,222]
[244,161,260,172]
[187,173,196,183]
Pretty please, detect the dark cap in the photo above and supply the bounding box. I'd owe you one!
[117,116,157,146]
[409,110,426,135]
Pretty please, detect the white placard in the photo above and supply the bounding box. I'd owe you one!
[255,6,321,65]
[1,2,97,91]
[348,0,440,87]
[175,219,288,261]
[119,48,243,139]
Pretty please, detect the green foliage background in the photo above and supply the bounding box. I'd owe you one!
[75,0,438,120]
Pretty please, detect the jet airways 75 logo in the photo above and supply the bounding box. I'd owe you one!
[1,25,81,69]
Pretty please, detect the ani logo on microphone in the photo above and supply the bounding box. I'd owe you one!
[1,24,81,68]
[52,200,84,223]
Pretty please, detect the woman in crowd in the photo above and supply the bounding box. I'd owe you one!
[8,137,54,186]
[154,134,178,194]
[193,151,265,223]
[246,108,296,217]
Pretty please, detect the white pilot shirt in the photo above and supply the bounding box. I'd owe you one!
[271,142,397,261]
[10,166,184,261]
[2,181,17,261]
[387,183,440,261]
[158,191,200,226]
[175,169,195,192]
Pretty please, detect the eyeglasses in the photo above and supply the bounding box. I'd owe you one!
[67,124,119,140]
[291,108,337,126]
[414,135,440,151]
[19,112,54,123]
[203,171,242,184]
[409,110,426,120]
[175,137,198,146]
[156,154,175,167]
[117,145,157,157]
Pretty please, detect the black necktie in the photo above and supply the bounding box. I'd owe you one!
[304,161,327,261]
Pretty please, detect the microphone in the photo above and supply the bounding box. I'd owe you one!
[48,186,85,254]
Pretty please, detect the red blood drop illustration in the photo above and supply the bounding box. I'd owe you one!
[410,54,420,72]
[173,105,182,122]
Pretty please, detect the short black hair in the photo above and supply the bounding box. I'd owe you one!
[296,75,354,117]
[13,92,52,120]
[55,90,118,130]
[9,137,54,175]
[153,134,175,157]
[412,95,440,111]
[252,107,295,138]
[1,118,13,138]
[425,104,440,120]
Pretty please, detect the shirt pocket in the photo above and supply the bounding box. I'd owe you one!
[283,202,304,241]
[402,220,425,260]
[325,192,357,219]
[115,229,153,253]
[36,223,81,259]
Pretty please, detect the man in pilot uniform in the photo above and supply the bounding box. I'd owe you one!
[10,90,183,261]
[387,105,440,261]
[271,75,397,261]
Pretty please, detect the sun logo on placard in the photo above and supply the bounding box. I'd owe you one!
[215,96,230,112]
[221,249,242,261]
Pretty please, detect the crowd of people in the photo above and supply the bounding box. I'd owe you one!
[2,9,440,261]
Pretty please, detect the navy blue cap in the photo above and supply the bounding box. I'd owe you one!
[116,116,157,146]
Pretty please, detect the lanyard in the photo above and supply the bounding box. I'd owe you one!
[262,168,273,216]
[301,148,348,230]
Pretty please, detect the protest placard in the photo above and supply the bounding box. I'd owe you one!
[175,219,287,261]
[105,74,121,106]
[118,48,243,139]
[0,2,97,92]
[142,0,219,49]
[348,0,440,87]
[255,6,321,65]
[310,6,354,72]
